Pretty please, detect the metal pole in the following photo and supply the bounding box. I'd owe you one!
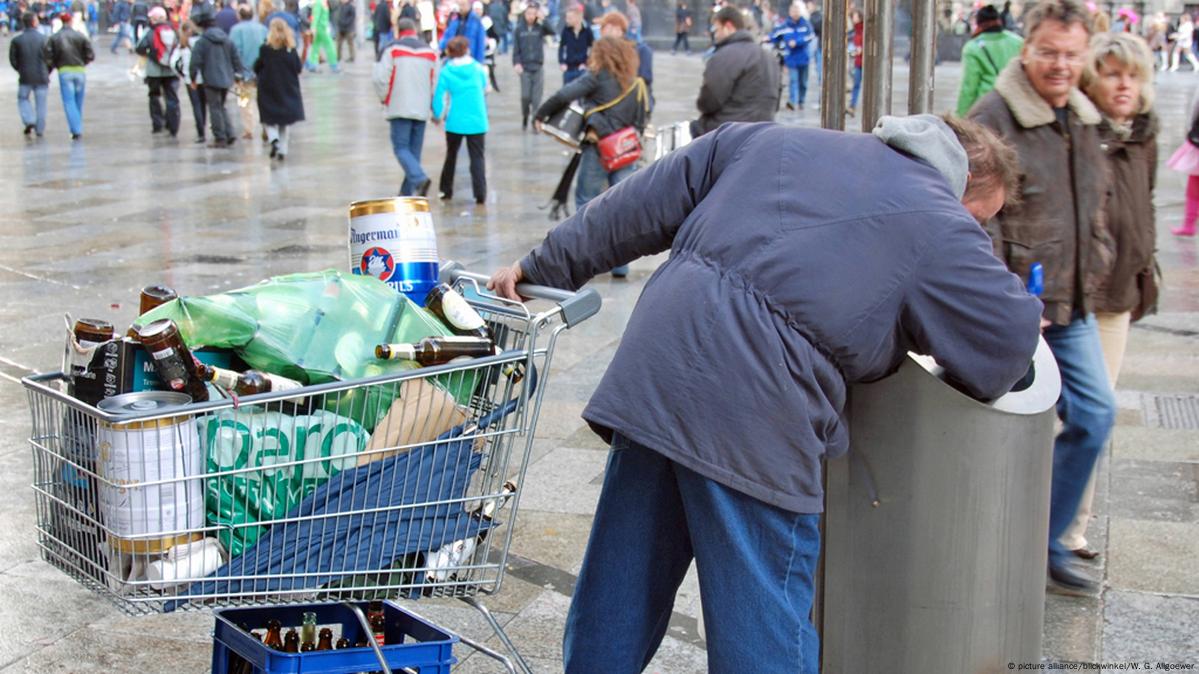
[820,0,848,130]
[860,0,893,132]
[908,0,937,114]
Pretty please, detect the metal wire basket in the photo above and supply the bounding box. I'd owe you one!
[23,265,599,628]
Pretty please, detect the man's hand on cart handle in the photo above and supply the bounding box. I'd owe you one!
[487,262,525,302]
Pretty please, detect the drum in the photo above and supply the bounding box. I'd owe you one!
[541,102,586,150]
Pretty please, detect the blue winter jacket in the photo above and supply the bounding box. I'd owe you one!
[770,16,813,68]
[438,13,486,63]
[519,122,1042,513]
[432,57,489,135]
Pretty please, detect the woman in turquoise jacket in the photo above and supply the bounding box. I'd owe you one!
[433,36,490,204]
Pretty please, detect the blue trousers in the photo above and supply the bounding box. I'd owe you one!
[389,117,428,195]
[58,71,86,136]
[1043,314,1116,570]
[788,64,809,105]
[814,42,822,84]
[563,66,585,85]
[18,84,48,135]
[850,65,862,108]
[575,144,636,275]
[110,20,131,52]
[564,434,821,673]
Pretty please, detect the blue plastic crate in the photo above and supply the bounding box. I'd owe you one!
[211,601,457,674]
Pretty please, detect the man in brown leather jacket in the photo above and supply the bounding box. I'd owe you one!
[970,0,1116,597]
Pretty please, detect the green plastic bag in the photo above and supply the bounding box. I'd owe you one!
[200,408,370,557]
[135,270,477,430]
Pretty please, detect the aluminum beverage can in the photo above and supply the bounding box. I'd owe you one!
[96,391,204,553]
[348,197,440,305]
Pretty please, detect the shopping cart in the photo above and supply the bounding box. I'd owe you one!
[23,262,601,674]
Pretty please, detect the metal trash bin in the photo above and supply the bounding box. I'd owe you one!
[821,336,1061,673]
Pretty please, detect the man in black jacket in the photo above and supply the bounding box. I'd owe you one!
[372,0,392,57]
[189,3,243,147]
[557,5,591,84]
[690,6,777,137]
[9,11,49,137]
[512,1,554,129]
[42,12,93,139]
[335,0,356,62]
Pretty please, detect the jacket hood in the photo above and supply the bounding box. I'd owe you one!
[440,57,480,83]
[872,114,969,199]
[992,59,1101,128]
[202,27,229,43]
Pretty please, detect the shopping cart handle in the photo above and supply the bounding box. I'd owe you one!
[440,261,602,329]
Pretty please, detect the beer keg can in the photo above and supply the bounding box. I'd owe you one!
[97,392,204,554]
[349,197,440,305]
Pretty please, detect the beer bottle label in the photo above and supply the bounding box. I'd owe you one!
[440,289,487,331]
[264,373,303,392]
[436,336,489,344]
[380,344,418,360]
[211,369,240,390]
[69,339,104,373]
[149,347,189,389]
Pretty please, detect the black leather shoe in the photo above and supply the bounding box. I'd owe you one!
[1072,547,1100,560]
[1048,563,1098,597]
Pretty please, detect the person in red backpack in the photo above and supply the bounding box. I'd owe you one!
[136,6,180,136]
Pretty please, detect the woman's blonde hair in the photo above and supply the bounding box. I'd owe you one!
[587,36,639,90]
[267,17,296,49]
[1081,32,1155,115]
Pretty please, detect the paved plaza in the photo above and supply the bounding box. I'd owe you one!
[0,35,1196,672]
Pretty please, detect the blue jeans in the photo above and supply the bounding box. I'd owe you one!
[788,64,808,105]
[564,434,821,673]
[389,117,428,195]
[850,65,862,108]
[576,144,636,275]
[109,20,130,52]
[58,72,86,135]
[17,84,48,135]
[1043,314,1115,570]
[814,42,822,84]
[563,66,585,85]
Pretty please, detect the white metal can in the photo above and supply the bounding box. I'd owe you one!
[348,197,440,305]
[96,392,204,553]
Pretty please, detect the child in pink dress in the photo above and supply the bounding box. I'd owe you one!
[1166,87,1199,236]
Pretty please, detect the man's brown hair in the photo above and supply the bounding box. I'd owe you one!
[941,115,1022,209]
[713,6,745,30]
[1022,0,1092,39]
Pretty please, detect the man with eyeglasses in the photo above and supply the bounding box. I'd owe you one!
[970,0,1115,597]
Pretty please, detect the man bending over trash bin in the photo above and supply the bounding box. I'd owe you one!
[488,115,1043,674]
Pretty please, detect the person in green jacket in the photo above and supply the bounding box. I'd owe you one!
[306,0,338,72]
[956,4,1022,116]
